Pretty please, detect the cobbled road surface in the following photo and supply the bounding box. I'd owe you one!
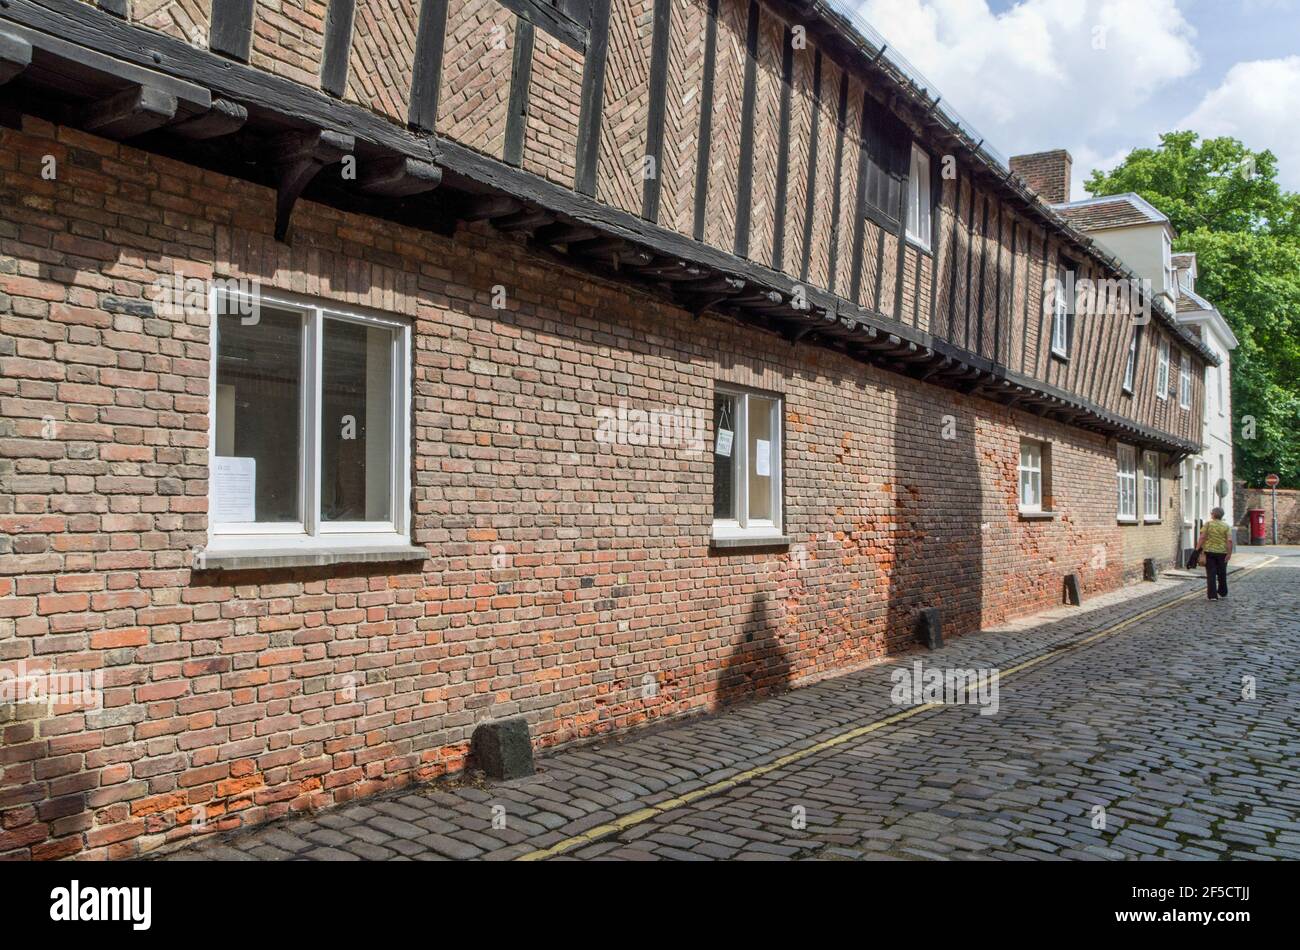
[166,549,1300,861]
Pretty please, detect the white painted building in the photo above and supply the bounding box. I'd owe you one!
[1053,195,1238,559]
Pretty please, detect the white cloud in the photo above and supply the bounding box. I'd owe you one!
[854,0,1201,196]
[1179,56,1300,189]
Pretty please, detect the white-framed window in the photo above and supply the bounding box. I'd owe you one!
[1182,459,1193,524]
[1156,338,1170,399]
[1018,439,1047,513]
[208,289,412,554]
[1117,444,1137,522]
[1122,327,1139,394]
[713,386,783,541]
[905,144,932,250]
[1051,266,1073,359]
[1215,363,1224,416]
[1163,231,1176,295]
[1178,352,1192,409]
[1142,450,1161,522]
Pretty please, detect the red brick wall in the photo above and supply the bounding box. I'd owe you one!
[437,0,515,160]
[0,117,1138,859]
[345,0,421,122]
[251,1,328,87]
[132,0,213,45]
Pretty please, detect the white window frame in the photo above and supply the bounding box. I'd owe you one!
[1051,266,1072,359]
[905,144,932,250]
[1142,450,1161,523]
[1018,440,1045,513]
[1163,231,1176,295]
[1156,338,1170,400]
[1122,328,1138,394]
[206,288,413,555]
[1178,352,1192,409]
[1117,444,1137,522]
[712,386,783,542]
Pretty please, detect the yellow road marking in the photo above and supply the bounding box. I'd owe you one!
[517,555,1279,861]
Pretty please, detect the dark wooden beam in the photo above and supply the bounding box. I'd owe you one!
[504,17,535,167]
[825,70,849,293]
[771,26,794,273]
[358,156,443,197]
[268,128,355,242]
[892,150,909,321]
[0,29,31,85]
[170,97,247,140]
[534,222,599,245]
[320,0,357,98]
[847,89,871,305]
[70,85,177,139]
[210,0,256,63]
[733,0,760,258]
[497,0,590,51]
[492,208,553,232]
[799,49,823,282]
[641,0,672,222]
[96,0,127,16]
[457,194,521,221]
[692,0,720,241]
[408,0,450,132]
[574,0,611,196]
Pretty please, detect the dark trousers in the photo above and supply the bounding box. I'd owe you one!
[1205,552,1228,599]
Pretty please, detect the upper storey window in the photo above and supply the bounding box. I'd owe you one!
[906,145,933,250]
[1051,266,1074,360]
[860,96,910,225]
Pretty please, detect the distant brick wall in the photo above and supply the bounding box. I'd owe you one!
[1238,488,1300,545]
[0,117,1141,859]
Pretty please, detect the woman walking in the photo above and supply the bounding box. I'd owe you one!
[1198,508,1234,601]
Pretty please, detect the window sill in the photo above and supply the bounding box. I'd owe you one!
[710,534,792,550]
[1118,518,1139,525]
[1050,349,1071,363]
[905,235,933,256]
[193,540,427,571]
[1143,518,1163,525]
[1018,510,1057,521]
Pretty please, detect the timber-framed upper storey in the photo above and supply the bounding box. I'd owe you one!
[0,0,1212,455]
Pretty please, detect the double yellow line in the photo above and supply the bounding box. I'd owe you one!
[517,556,1278,861]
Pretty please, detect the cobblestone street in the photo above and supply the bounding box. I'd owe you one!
[166,550,1300,862]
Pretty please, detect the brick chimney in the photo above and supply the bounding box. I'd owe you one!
[1009,149,1073,205]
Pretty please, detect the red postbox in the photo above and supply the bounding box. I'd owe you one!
[1248,508,1267,546]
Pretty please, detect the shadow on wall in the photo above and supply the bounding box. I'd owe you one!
[715,591,792,708]
[885,395,986,652]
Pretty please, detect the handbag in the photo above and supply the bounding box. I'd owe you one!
[1186,547,1201,570]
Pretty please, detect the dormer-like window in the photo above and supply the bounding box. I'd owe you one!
[1163,232,1175,294]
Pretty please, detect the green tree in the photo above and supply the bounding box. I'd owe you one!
[1086,132,1300,488]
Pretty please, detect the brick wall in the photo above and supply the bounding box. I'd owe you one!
[1238,488,1300,545]
[0,117,1143,858]
[1009,149,1073,205]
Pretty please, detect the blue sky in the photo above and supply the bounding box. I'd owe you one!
[854,0,1300,193]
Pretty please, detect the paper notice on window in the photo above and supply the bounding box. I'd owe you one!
[212,456,256,523]
[755,439,771,477]
[715,428,734,457]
